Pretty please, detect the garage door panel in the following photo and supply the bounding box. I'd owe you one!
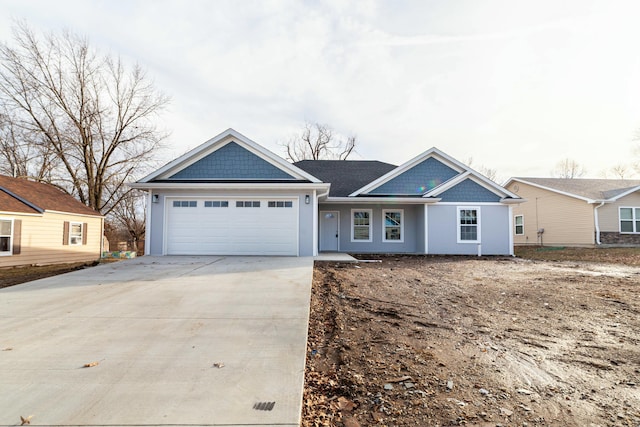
[166,198,298,255]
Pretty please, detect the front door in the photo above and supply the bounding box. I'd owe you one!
[319,211,339,252]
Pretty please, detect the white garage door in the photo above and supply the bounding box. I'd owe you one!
[166,198,298,255]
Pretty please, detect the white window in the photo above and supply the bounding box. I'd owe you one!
[382,209,403,242]
[351,209,372,242]
[69,222,83,245]
[0,219,12,255]
[515,215,524,235]
[457,207,480,243]
[619,207,640,233]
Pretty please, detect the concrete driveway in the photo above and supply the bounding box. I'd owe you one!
[0,256,313,427]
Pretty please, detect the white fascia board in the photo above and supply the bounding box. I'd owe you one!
[499,197,526,204]
[129,182,331,191]
[46,209,105,218]
[0,211,43,217]
[422,171,471,197]
[425,171,521,200]
[348,146,515,198]
[436,201,508,206]
[137,128,322,183]
[349,147,463,196]
[321,197,441,204]
[507,178,594,203]
[137,128,235,182]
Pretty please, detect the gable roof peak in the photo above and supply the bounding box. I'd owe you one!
[347,146,519,200]
[137,128,322,183]
[507,177,640,202]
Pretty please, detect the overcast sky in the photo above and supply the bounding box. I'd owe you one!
[2,0,640,181]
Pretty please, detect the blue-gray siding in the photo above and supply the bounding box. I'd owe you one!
[427,205,511,255]
[170,142,295,180]
[318,203,511,255]
[319,204,421,253]
[368,157,458,195]
[438,179,502,202]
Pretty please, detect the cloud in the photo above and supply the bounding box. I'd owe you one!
[1,0,640,178]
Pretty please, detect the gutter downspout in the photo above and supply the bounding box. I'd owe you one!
[594,201,605,245]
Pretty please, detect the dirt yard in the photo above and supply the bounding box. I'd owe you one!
[303,253,640,426]
[2,249,639,426]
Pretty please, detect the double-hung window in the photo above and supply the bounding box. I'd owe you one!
[351,209,372,242]
[619,207,640,233]
[0,219,12,255]
[383,209,403,242]
[457,207,480,243]
[514,215,524,235]
[69,222,83,245]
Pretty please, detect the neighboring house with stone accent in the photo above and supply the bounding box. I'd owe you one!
[0,175,104,267]
[504,177,640,246]
[133,128,522,256]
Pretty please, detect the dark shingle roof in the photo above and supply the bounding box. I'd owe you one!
[294,160,397,197]
[0,189,40,214]
[0,175,102,216]
[513,177,640,201]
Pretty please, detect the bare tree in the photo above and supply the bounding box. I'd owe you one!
[606,163,633,179]
[0,110,58,180]
[107,188,146,252]
[465,157,499,182]
[552,158,586,179]
[282,121,356,161]
[633,142,640,176]
[0,23,169,214]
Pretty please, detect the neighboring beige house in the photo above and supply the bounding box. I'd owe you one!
[0,175,104,268]
[505,177,640,247]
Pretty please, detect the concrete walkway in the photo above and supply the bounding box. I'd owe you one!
[0,256,313,427]
[313,252,358,262]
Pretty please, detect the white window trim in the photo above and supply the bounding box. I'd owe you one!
[351,209,373,242]
[382,209,404,243]
[514,214,524,235]
[0,218,13,256]
[619,206,640,234]
[69,222,83,246]
[457,206,481,243]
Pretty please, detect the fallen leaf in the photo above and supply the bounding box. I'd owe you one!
[343,416,361,427]
[20,415,32,425]
[83,361,99,368]
[336,396,357,411]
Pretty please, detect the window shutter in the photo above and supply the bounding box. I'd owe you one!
[12,219,21,255]
[63,221,69,245]
[82,223,88,245]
